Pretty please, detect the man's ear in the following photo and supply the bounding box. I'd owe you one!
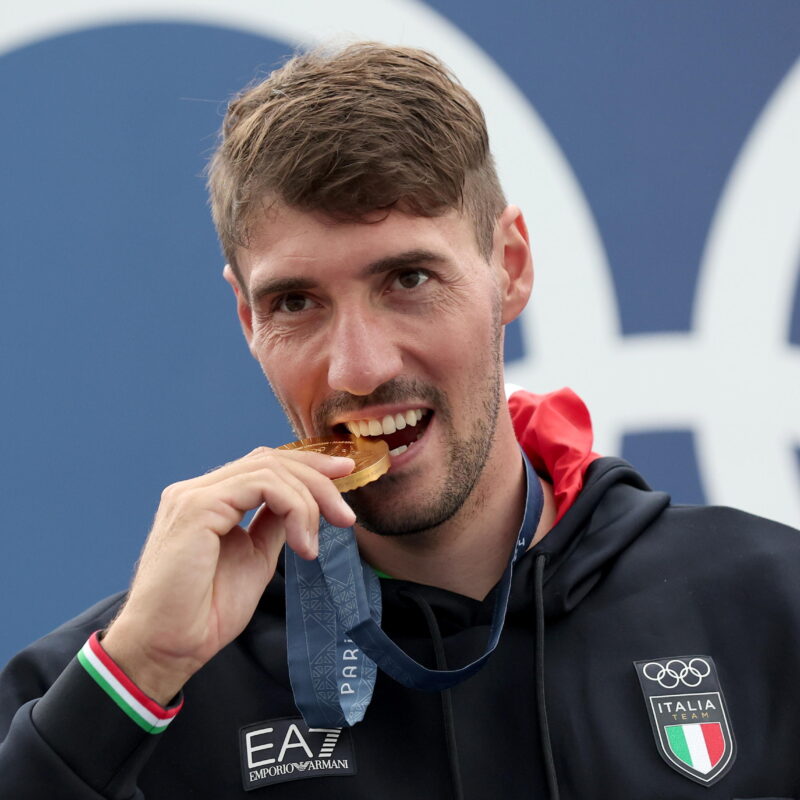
[494,205,533,325]
[223,264,256,354]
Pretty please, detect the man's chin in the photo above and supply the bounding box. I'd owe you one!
[345,477,465,538]
[351,509,455,538]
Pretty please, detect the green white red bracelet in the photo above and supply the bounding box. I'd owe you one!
[77,631,183,734]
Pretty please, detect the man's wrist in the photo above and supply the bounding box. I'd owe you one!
[92,628,187,715]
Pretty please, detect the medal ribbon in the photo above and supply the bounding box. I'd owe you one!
[285,450,543,727]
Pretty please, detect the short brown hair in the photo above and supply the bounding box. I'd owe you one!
[207,42,506,286]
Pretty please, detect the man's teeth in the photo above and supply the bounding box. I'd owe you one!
[389,444,408,456]
[344,408,426,438]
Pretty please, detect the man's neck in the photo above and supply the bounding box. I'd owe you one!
[354,413,556,600]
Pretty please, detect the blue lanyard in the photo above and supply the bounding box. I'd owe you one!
[284,450,544,727]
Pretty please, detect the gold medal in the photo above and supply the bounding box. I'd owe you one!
[277,435,390,492]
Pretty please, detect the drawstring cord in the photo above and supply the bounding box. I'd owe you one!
[398,552,559,800]
[535,553,560,799]
[404,591,465,800]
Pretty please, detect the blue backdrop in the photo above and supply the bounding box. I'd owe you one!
[1,1,799,666]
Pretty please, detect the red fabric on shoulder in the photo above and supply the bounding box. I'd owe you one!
[508,387,601,523]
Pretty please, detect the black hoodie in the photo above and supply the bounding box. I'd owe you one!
[1,389,799,799]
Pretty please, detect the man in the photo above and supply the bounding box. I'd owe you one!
[1,42,799,799]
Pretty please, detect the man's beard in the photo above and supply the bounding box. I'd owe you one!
[347,374,502,537]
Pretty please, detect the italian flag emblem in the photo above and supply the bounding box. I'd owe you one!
[665,722,725,774]
[634,655,736,786]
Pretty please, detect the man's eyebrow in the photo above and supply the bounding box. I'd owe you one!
[250,276,317,305]
[363,249,446,276]
[249,249,445,304]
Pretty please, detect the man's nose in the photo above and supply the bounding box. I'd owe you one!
[326,308,404,396]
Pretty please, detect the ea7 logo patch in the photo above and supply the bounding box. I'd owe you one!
[634,656,736,786]
[239,716,356,790]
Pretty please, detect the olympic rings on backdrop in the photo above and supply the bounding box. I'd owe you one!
[642,658,711,689]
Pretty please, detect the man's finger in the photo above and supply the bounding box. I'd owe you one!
[187,447,355,490]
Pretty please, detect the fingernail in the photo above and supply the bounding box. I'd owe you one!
[307,531,318,558]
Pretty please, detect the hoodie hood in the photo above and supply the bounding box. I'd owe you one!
[507,387,671,620]
[507,386,600,524]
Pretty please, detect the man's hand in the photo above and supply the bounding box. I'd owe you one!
[102,447,356,704]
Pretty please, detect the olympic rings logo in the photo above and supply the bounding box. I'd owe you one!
[642,658,711,689]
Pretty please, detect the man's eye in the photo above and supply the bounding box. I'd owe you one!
[392,270,430,290]
[275,293,314,313]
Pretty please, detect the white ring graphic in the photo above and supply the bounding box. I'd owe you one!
[507,53,800,529]
[643,658,711,689]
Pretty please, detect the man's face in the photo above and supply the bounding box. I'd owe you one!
[230,203,529,536]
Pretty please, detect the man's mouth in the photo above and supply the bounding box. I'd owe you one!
[334,409,432,457]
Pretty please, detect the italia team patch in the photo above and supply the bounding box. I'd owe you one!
[634,655,736,786]
[239,716,356,790]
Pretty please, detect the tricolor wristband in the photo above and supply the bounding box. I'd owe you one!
[77,631,183,734]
